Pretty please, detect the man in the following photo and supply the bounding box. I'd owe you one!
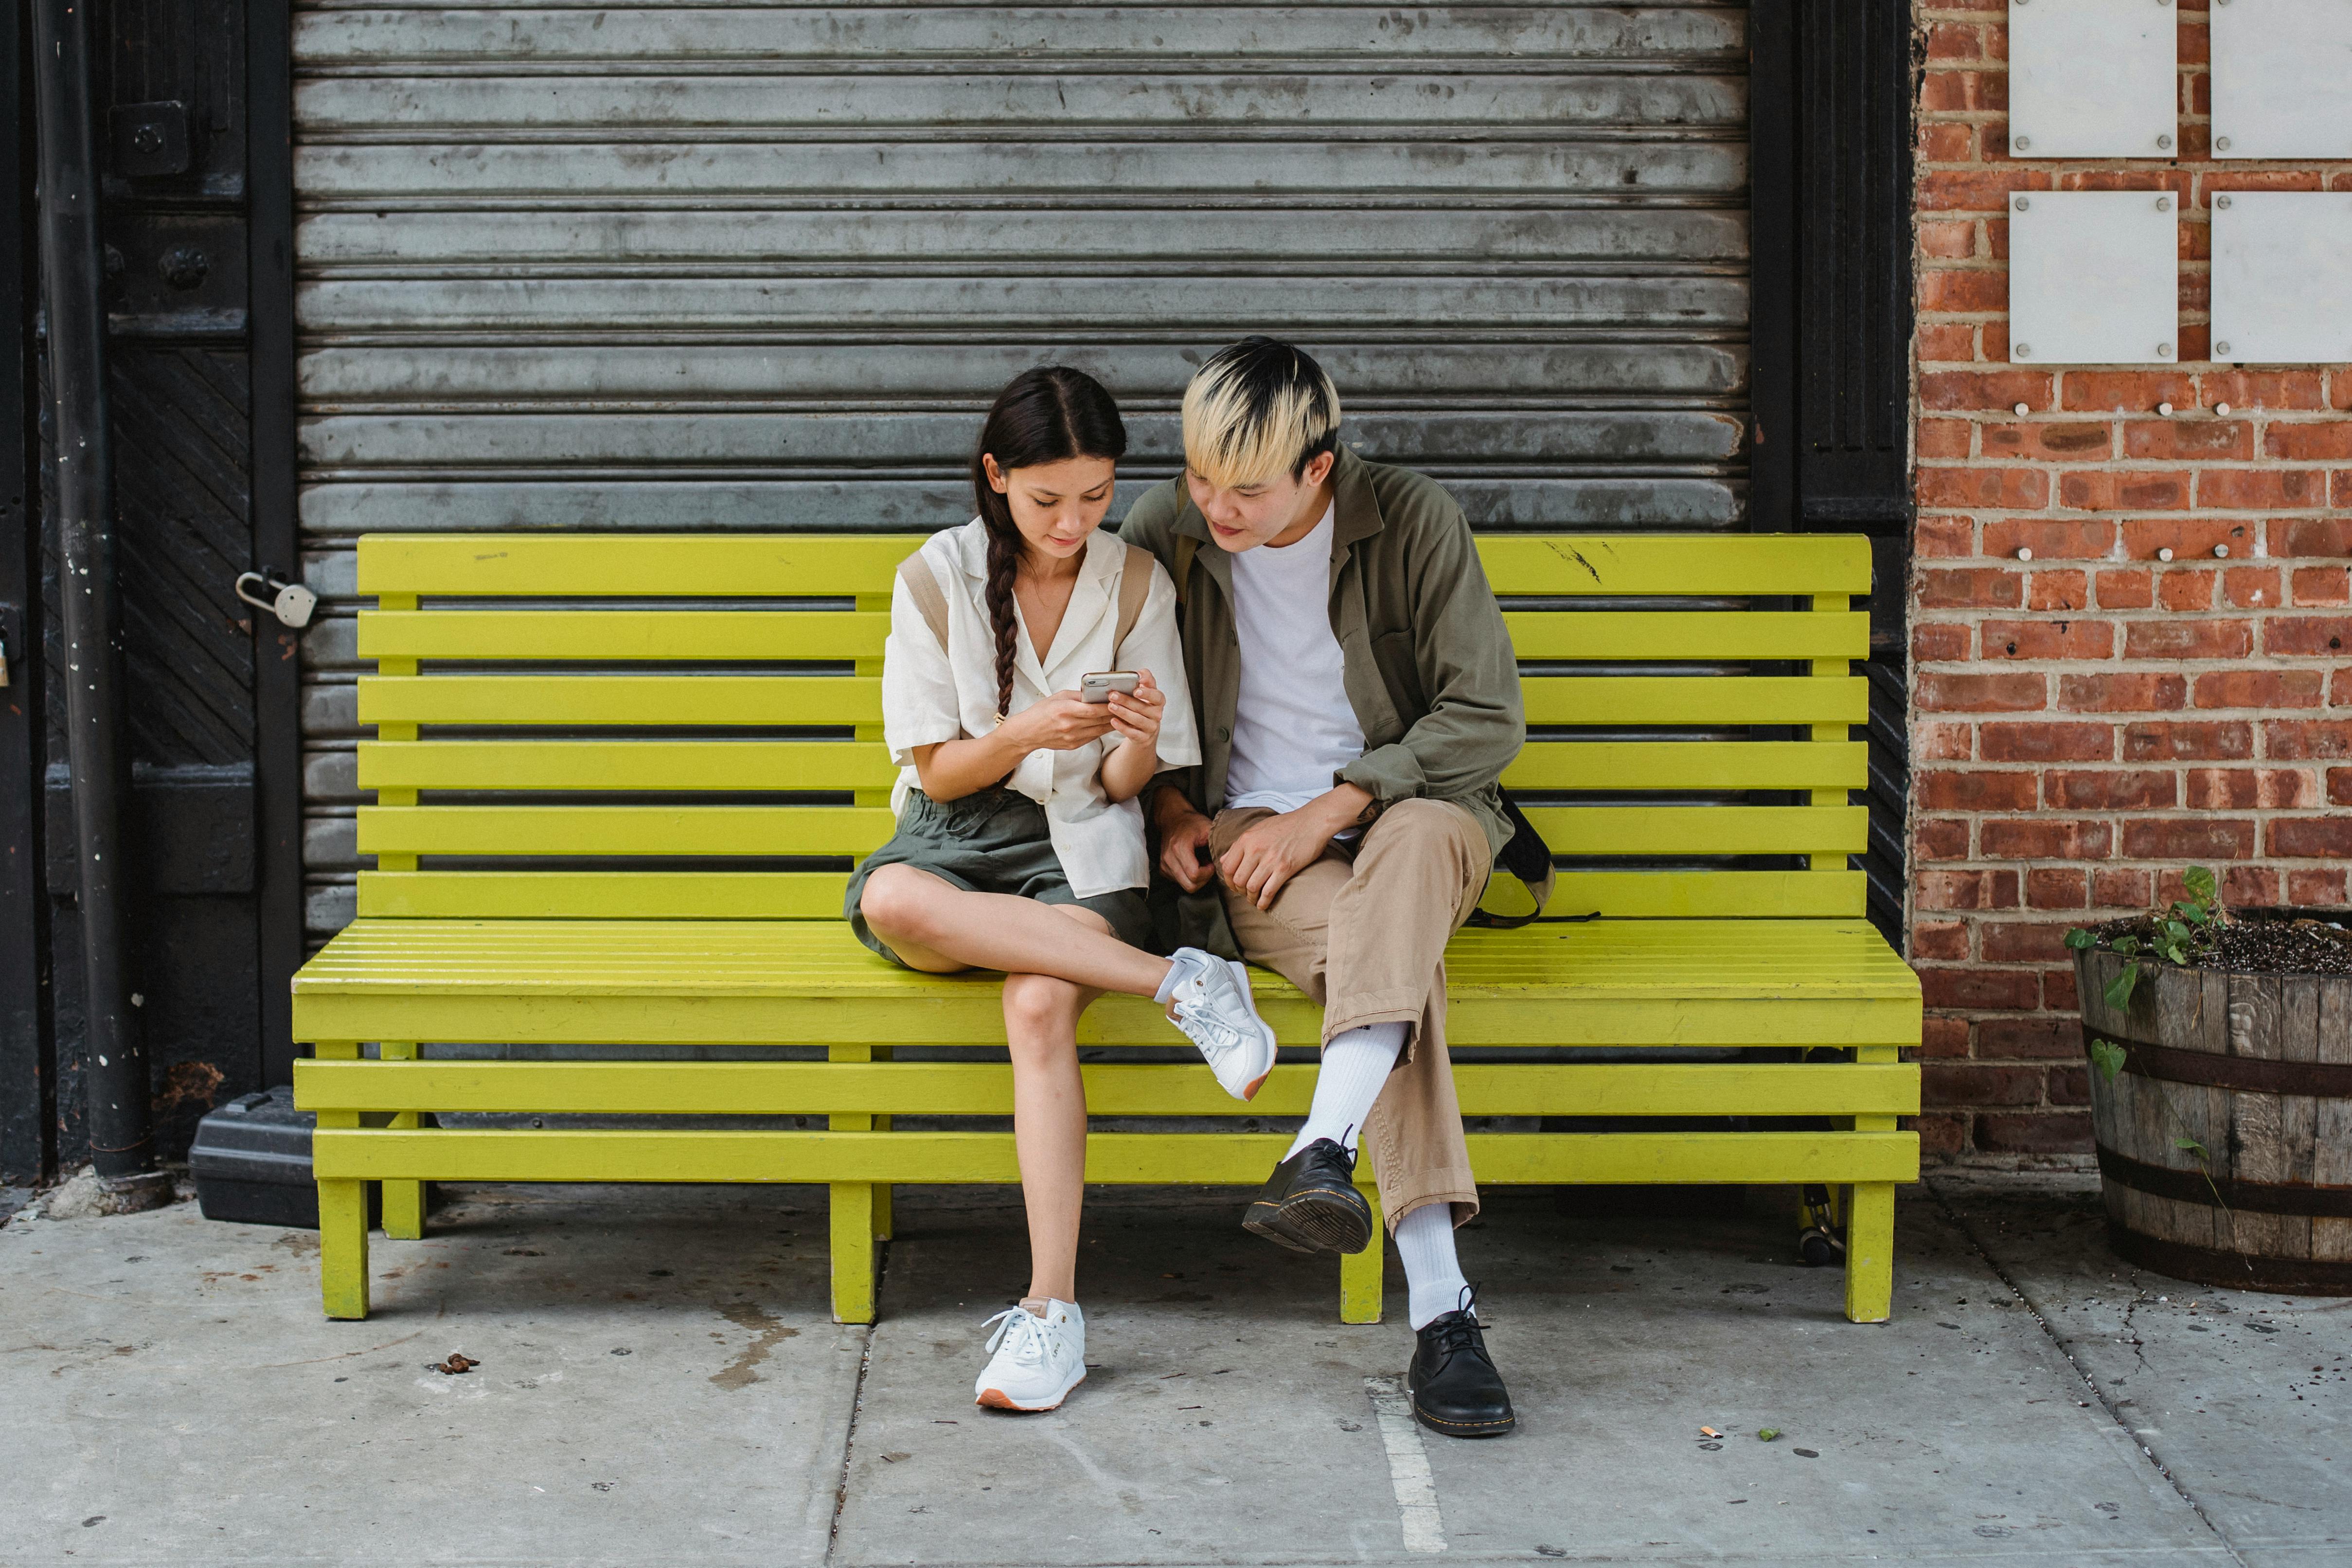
[1122,338,1523,1438]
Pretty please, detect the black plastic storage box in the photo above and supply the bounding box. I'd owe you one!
[190,1087,440,1229]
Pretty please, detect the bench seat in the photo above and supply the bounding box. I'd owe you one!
[295,917,1919,1042]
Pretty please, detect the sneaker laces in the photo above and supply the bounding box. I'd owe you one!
[980,1307,1051,1366]
[1168,961,1249,1056]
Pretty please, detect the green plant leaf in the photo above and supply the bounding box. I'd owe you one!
[2104,962,2140,1010]
[2174,1136,2208,1161]
[2112,936,2141,957]
[2064,928,2096,951]
[2087,1038,2127,1082]
[2183,866,2217,905]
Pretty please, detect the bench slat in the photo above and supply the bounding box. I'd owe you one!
[354,607,1867,664]
[360,674,880,726]
[356,673,1868,727]
[294,990,1921,1049]
[356,867,1869,921]
[1476,534,1872,596]
[296,1059,1922,1118]
[356,738,1865,794]
[312,1127,1919,1186]
[360,534,927,597]
[360,609,891,661]
[353,738,1853,790]
[356,802,1866,857]
[357,532,1873,600]
[360,740,901,792]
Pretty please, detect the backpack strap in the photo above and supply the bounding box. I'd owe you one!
[895,554,952,650]
[1112,543,1154,655]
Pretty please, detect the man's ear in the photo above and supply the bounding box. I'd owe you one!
[1300,449,1336,488]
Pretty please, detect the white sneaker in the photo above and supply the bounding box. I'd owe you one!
[974,1299,1087,1412]
[1163,949,1279,1102]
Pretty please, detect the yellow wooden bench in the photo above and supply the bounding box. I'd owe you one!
[291,531,1921,1326]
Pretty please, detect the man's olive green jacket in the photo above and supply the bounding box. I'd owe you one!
[1119,445,1526,954]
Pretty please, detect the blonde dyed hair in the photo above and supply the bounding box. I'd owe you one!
[1179,337,1342,488]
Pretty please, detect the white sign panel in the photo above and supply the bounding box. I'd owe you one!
[2008,0,2179,159]
[2210,0,2352,159]
[2008,192,2180,365]
[2209,193,2352,364]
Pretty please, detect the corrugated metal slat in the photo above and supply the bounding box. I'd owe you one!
[293,1,1753,936]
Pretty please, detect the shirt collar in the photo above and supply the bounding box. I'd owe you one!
[954,517,1124,586]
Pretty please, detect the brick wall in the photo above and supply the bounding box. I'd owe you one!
[1911,0,2352,1160]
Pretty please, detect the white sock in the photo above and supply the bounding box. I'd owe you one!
[1395,1201,1473,1330]
[1283,1022,1408,1159]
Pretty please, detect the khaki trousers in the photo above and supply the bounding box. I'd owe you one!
[1211,799,1490,1230]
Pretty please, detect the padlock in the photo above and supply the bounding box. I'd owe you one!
[234,570,318,630]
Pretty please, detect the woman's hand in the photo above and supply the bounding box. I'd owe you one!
[1005,692,1117,752]
[1104,669,1164,747]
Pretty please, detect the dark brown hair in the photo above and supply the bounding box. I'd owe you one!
[971,368,1128,718]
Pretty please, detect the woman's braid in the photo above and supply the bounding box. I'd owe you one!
[984,524,1021,721]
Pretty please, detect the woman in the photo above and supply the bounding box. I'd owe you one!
[847,366,1278,1414]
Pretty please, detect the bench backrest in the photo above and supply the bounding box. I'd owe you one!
[353,532,1871,923]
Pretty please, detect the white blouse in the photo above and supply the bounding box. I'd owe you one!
[880,519,1200,900]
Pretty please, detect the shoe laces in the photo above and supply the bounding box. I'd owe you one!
[1426,1285,1489,1361]
[1169,962,1248,1057]
[981,1307,1052,1366]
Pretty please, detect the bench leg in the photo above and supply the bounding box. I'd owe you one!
[1340,1176,1385,1324]
[871,1116,894,1242]
[1842,1182,1895,1324]
[378,1043,427,1240]
[830,1183,878,1324]
[319,1178,372,1320]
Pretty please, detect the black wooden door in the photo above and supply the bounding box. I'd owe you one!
[13,0,301,1175]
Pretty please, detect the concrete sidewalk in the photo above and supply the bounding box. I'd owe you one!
[0,1173,2340,1567]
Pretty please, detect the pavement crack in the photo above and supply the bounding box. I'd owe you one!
[824,1236,889,1568]
[1926,1175,2250,1568]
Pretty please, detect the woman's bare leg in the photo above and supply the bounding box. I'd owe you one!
[1003,906,1108,1304]
[859,864,1171,997]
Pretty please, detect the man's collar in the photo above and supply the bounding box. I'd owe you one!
[1327,445,1384,554]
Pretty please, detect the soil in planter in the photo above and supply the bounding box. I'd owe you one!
[2083,907,2352,977]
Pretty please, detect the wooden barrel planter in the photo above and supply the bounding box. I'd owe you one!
[2076,941,2352,1294]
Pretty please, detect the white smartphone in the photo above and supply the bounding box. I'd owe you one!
[1079,671,1140,703]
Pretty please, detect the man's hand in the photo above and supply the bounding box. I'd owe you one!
[1217,784,1373,910]
[1155,790,1216,891]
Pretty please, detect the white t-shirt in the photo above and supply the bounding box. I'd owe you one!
[1224,502,1366,814]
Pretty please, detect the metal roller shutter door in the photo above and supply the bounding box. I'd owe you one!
[292,2,1751,937]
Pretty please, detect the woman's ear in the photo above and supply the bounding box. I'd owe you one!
[981,453,1011,494]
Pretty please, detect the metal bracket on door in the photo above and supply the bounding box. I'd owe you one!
[234,569,318,630]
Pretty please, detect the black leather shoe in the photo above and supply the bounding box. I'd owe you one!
[1408,1302,1516,1438]
[1243,1139,1374,1254]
